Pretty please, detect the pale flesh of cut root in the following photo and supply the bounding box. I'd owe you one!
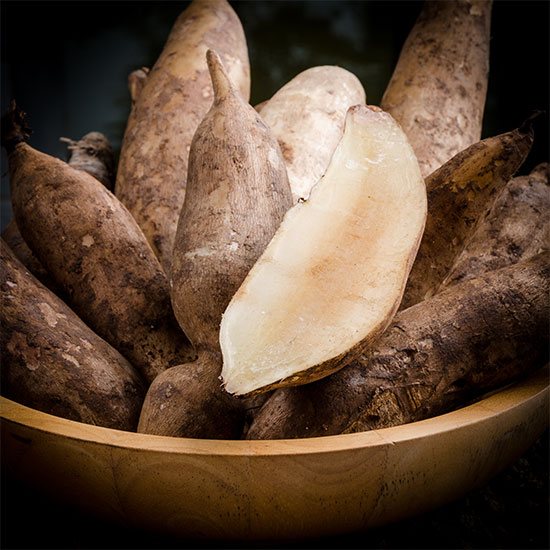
[219,105,427,396]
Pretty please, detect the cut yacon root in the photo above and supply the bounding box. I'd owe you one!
[219,104,427,396]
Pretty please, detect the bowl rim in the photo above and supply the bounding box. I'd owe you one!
[1,366,548,457]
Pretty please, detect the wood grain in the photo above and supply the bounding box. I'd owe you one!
[1,366,548,541]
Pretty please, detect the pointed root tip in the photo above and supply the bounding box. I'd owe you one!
[206,49,232,100]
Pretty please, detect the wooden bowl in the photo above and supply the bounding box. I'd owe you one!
[1,366,548,543]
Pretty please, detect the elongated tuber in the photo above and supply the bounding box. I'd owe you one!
[381,0,492,177]
[1,238,145,431]
[171,49,292,350]
[3,129,116,292]
[139,50,292,439]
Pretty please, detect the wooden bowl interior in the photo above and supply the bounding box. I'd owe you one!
[1,366,548,541]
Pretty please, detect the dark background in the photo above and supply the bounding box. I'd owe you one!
[1,0,549,231]
[1,1,549,548]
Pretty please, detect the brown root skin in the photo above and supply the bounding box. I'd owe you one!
[380,0,492,177]
[145,50,288,434]
[400,119,535,310]
[256,66,366,203]
[7,138,195,385]
[137,349,245,439]
[60,132,115,191]
[1,219,63,295]
[439,164,550,289]
[241,391,273,438]
[128,67,150,105]
[1,238,146,431]
[4,125,114,294]
[530,161,550,179]
[206,49,233,101]
[1,101,32,154]
[254,99,268,112]
[115,0,251,274]
[246,252,550,440]
[170,49,292,350]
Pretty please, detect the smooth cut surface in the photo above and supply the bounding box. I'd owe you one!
[1,368,548,541]
[220,105,426,396]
